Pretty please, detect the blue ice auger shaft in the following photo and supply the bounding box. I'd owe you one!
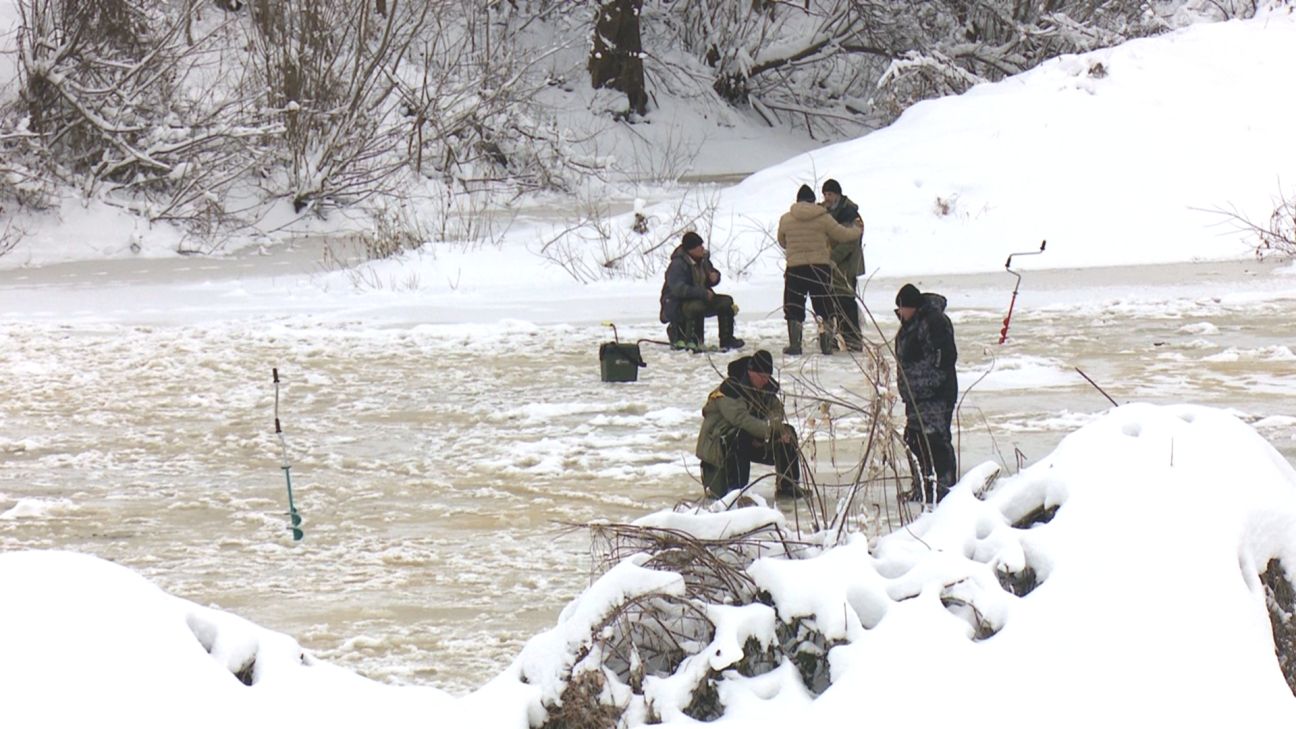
[273,368,304,541]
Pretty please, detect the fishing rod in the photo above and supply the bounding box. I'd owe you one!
[605,321,673,349]
[273,367,304,541]
[998,240,1047,344]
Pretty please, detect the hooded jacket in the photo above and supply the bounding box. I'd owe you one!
[776,202,861,268]
[825,195,865,282]
[896,293,958,406]
[659,243,722,324]
[695,356,785,466]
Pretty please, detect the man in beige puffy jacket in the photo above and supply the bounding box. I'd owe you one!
[776,184,863,355]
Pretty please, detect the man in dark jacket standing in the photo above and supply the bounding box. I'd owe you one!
[894,283,959,503]
[659,231,744,351]
[695,350,803,499]
[776,184,863,355]
[822,179,865,351]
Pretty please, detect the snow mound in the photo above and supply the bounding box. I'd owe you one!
[0,551,455,727]
[507,403,1296,727]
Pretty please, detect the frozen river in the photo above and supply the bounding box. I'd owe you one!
[1,245,1294,694]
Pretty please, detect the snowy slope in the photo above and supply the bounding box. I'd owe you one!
[688,11,1296,278]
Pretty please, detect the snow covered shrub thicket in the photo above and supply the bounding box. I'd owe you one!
[11,0,279,231]
[244,0,431,214]
[1,0,611,245]
[634,0,1269,134]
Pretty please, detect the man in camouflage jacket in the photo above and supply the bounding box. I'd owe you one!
[695,350,802,498]
[821,178,865,351]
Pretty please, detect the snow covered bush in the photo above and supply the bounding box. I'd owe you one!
[1215,186,1296,259]
[243,0,430,214]
[392,3,611,194]
[12,0,278,229]
[633,0,1265,134]
[509,404,1296,727]
[870,0,1264,121]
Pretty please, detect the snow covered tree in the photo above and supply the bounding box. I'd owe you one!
[11,0,279,233]
[388,2,607,193]
[869,0,1265,119]
[244,0,431,213]
[589,0,649,117]
[642,0,886,137]
[634,0,1267,134]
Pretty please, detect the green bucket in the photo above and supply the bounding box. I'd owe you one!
[599,342,646,383]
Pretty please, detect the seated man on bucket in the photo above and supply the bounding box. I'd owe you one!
[695,350,805,499]
[659,231,744,352]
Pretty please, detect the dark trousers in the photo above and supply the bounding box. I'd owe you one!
[834,277,862,346]
[669,294,734,344]
[701,425,800,498]
[904,397,957,502]
[783,265,832,323]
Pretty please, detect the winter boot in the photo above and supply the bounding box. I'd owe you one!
[670,319,702,352]
[688,315,707,352]
[783,321,803,356]
[667,321,686,350]
[818,320,835,355]
[718,313,744,351]
[776,479,809,499]
[843,306,864,351]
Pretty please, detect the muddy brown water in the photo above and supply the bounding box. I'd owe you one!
[1,251,1293,694]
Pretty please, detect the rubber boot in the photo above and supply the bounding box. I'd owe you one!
[673,316,706,353]
[819,320,835,355]
[689,315,706,352]
[776,480,809,499]
[718,314,744,351]
[783,321,803,356]
[667,321,685,350]
[843,305,864,351]
[671,319,701,352]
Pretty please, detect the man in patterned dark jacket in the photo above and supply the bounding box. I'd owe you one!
[659,231,744,351]
[895,283,959,503]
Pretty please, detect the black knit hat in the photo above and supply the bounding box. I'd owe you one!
[749,349,773,375]
[822,179,842,195]
[796,184,816,203]
[681,231,705,250]
[896,283,923,308]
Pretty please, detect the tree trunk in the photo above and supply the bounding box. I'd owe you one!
[588,0,648,116]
